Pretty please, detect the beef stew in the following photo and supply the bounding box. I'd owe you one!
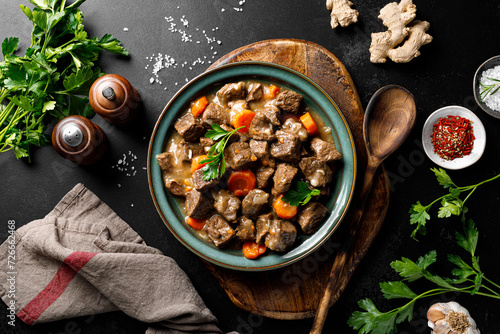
[157,80,342,259]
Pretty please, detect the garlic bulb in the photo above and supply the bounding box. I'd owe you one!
[427,302,480,334]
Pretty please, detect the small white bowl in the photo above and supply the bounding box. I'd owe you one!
[422,106,486,170]
[473,55,500,119]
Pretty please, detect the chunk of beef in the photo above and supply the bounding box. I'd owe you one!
[259,107,281,126]
[200,137,215,153]
[256,166,275,189]
[265,219,297,252]
[193,169,219,192]
[249,140,269,158]
[272,163,298,194]
[164,179,186,197]
[202,103,230,127]
[156,152,174,172]
[270,130,301,162]
[174,113,205,142]
[246,83,263,102]
[224,142,253,170]
[216,82,246,106]
[204,215,235,247]
[185,189,213,219]
[235,216,255,241]
[248,112,275,141]
[228,99,249,112]
[310,137,341,162]
[255,212,273,244]
[213,189,241,221]
[275,89,303,114]
[299,157,333,187]
[282,118,309,142]
[242,189,270,219]
[298,202,328,235]
[177,141,204,161]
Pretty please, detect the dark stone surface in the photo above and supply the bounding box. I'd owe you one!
[1,0,500,333]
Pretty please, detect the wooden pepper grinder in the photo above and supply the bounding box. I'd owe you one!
[89,74,141,125]
[51,115,107,165]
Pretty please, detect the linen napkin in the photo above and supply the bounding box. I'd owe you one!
[0,183,237,334]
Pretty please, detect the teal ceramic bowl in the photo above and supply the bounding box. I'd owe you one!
[148,61,356,271]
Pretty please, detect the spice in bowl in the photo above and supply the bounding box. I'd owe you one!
[430,115,475,160]
[479,65,500,112]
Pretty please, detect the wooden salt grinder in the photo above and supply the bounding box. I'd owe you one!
[89,74,141,125]
[51,115,107,165]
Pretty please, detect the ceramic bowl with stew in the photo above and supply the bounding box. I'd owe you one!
[147,61,356,271]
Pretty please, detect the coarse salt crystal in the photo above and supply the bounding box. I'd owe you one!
[123,27,129,32]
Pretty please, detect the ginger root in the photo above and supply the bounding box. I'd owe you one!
[326,0,359,29]
[369,0,432,63]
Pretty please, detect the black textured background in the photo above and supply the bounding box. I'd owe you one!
[1,0,500,333]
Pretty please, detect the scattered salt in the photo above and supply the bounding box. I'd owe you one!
[480,65,500,112]
[144,7,245,89]
[112,151,140,177]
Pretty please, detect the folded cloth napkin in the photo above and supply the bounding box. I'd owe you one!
[0,183,237,334]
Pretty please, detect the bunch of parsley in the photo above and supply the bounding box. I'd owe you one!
[0,0,129,160]
[409,168,500,240]
[348,219,500,334]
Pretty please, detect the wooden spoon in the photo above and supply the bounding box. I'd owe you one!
[310,85,416,334]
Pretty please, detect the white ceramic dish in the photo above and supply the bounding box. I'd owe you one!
[422,106,486,170]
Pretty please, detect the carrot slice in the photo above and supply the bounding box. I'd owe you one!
[191,96,209,117]
[232,109,255,133]
[273,195,298,219]
[186,217,207,230]
[265,84,279,99]
[191,154,209,173]
[228,170,256,197]
[242,241,267,259]
[300,112,319,135]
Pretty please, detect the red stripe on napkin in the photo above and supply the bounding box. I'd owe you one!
[17,251,97,325]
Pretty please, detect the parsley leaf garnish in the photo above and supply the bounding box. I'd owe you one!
[281,181,321,207]
[200,124,242,181]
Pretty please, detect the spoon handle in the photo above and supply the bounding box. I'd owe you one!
[310,161,379,334]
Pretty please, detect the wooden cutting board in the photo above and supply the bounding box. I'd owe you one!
[204,39,390,320]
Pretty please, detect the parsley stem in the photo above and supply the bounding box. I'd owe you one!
[474,291,500,300]
[481,283,500,296]
[483,276,500,291]
[462,187,476,204]
[0,100,14,125]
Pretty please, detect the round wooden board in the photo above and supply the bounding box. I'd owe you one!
[204,39,391,320]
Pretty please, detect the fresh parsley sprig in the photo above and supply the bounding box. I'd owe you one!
[281,181,321,206]
[0,0,129,160]
[348,220,500,334]
[409,168,500,240]
[200,124,243,181]
[479,76,500,101]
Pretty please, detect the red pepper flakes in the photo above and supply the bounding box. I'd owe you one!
[431,115,475,160]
